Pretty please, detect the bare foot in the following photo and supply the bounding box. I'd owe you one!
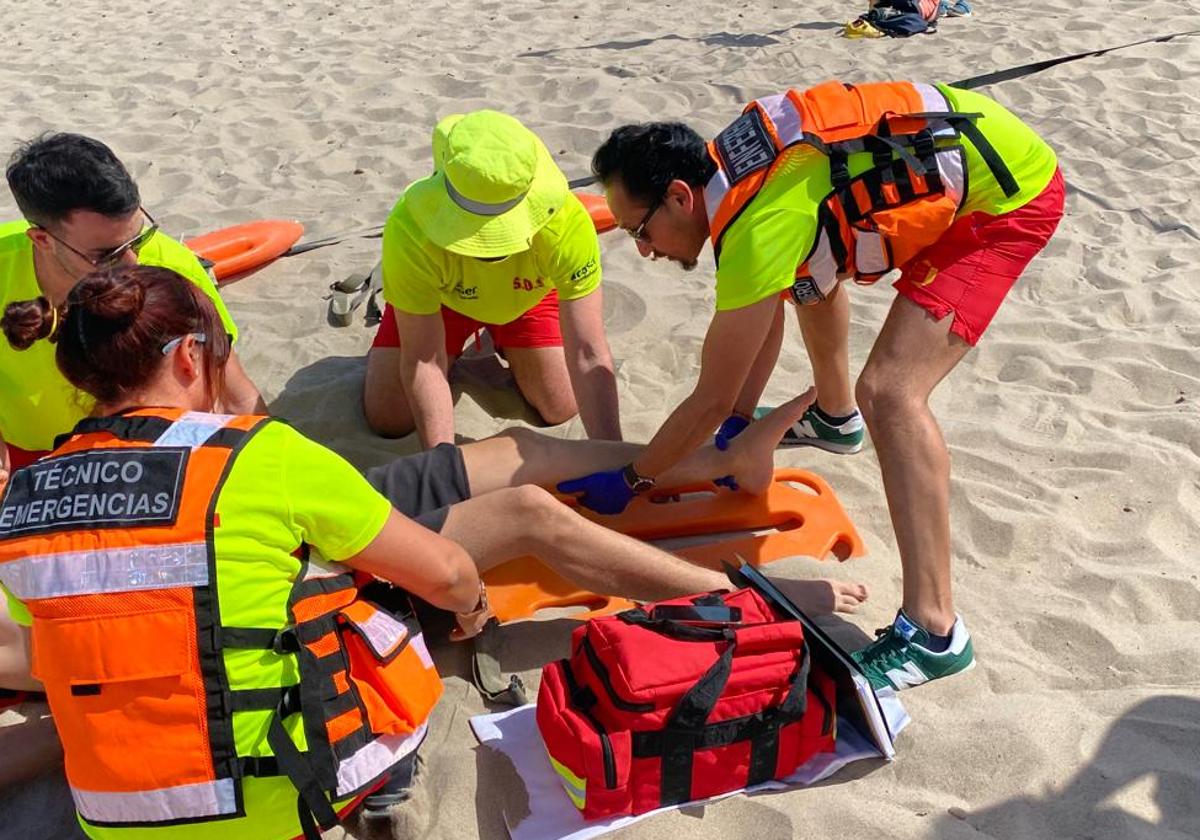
[722,387,816,495]
[774,578,869,616]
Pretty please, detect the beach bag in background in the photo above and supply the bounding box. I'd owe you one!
[536,588,837,819]
[859,0,940,36]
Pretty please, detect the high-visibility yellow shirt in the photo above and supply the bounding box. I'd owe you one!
[0,221,240,451]
[5,419,394,840]
[712,85,1058,311]
[382,191,602,324]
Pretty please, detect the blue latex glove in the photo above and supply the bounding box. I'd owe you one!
[557,468,635,515]
[714,414,751,451]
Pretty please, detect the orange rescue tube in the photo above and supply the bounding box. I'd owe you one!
[575,192,616,233]
[185,220,304,284]
[482,468,865,624]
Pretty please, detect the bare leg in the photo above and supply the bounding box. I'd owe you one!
[794,282,855,416]
[856,296,971,635]
[504,346,578,426]
[363,346,459,438]
[0,601,39,692]
[440,484,866,614]
[459,390,818,496]
[363,347,416,438]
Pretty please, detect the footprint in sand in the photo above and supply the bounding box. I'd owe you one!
[601,279,646,337]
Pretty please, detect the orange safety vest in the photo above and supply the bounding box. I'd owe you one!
[0,408,442,838]
[704,80,1019,303]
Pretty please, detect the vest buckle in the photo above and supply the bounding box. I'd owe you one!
[273,626,301,655]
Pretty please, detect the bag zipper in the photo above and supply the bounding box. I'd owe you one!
[581,635,654,712]
[560,659,618,789]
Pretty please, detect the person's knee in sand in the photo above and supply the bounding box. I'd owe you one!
[363,110,620,447]
[570,79,1064,691]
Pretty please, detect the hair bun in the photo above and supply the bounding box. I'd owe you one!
[74,272,145,327]
[1,296,57,350]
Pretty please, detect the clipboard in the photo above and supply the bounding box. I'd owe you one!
[723,561,897,759]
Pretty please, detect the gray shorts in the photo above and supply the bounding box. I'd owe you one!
[363,443,471,532]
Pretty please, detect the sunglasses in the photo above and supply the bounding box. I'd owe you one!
[40,208,159,270]
[626,194,665,244]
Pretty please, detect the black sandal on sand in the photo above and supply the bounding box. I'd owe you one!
[360,753,422,820]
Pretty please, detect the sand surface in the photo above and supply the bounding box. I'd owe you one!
[0,1,1198,838]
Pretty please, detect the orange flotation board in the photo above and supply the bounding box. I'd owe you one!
[185,220,304,284]
[575,192,616,233]
[482,468,865,624]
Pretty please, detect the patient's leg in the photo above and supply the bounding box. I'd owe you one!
[460,389,817,496]
[439,482,867,615]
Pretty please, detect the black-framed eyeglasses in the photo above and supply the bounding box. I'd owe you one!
[627,194,665,244]
[39,207,159,270]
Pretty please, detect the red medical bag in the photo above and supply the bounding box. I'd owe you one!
[537,587,836,818]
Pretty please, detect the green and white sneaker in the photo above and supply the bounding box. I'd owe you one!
[851,611,975,691]
[759,405,865,454]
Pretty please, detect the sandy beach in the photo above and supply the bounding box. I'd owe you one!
[1,0,1198,838]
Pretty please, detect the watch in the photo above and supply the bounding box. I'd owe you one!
[622,463,656,494]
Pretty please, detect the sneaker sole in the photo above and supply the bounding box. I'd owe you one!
[777,436,863,454]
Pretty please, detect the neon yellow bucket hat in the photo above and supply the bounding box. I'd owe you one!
[405,110,569,257]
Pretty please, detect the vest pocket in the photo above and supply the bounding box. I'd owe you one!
[31,601,222,819]
[337,601,442,737]
[865,190,958,275]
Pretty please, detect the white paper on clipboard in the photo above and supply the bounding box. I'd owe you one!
[724,561,902,759]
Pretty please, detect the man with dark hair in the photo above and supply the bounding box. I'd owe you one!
[0,132,264,485]
[566,81,1064,691]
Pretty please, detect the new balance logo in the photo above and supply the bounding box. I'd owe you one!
[885,662,929,690]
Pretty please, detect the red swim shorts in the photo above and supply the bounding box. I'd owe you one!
[372,291,563,355]
[5,443,48,471]
[893,167,1065,346]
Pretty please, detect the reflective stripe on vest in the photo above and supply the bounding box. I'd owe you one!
[153,411,239,448]
[0,408,261,827]
[0,541,208,600]
[335,724,427,797]
[71,777,237,824]
[0,409,444,836]
[704,81,1003,292]
[341,599,410,659]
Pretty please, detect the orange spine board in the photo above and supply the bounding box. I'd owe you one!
[482,468,865,624]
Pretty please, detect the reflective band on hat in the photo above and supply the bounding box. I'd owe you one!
[0,542,209,599]
[72,777,237,823]
[445,178,528,217]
